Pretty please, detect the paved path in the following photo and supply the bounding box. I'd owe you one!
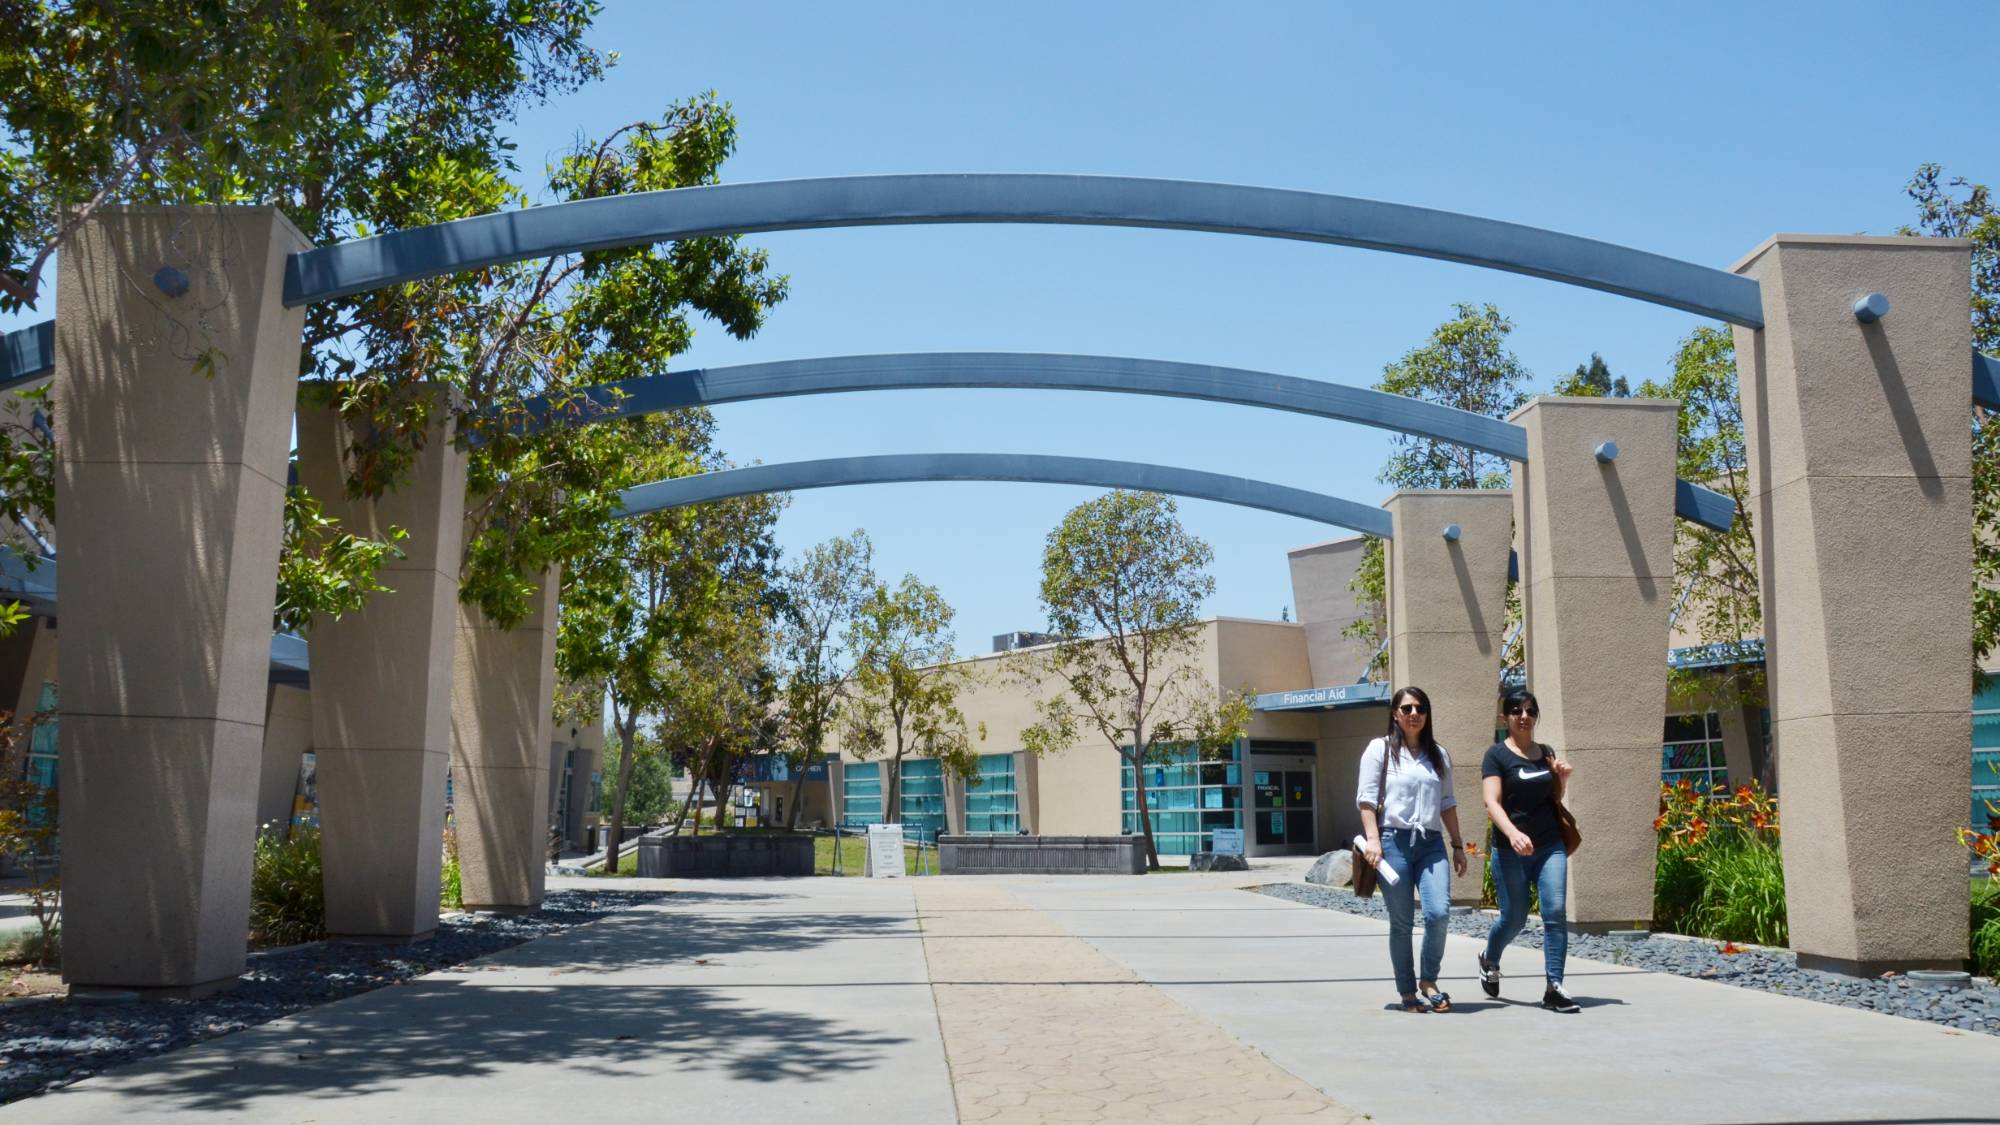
[13,867,2000,1123]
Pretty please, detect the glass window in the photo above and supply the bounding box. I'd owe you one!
[1119,739,1243,855]
[1974,681,2000,830]
[1661,712,1728,794]
[900,759,947,843]
[966,753,1019,834]
[842,761,883,829]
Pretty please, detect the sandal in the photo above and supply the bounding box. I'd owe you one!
[1419,986,1452,1012]
[1397,993,1430,1013]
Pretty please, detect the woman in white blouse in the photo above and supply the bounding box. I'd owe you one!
[1357,686,1470,1012]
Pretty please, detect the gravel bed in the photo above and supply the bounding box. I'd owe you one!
[0,887,667,1105]
[1257,882,2000,1036]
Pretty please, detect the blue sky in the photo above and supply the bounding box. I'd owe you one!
[12,1,1996,661]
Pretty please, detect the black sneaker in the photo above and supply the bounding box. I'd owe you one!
[1541,981,1580,1013]
[1476,952,1500,999]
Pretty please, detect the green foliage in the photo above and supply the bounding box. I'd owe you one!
[1552,353,1630,398]
[440,823,463,911]
[1971,881,2000,978]
[600,732,678,826]
[846,573,978,809]
[1636,327,1765,708]
[1019,491,1251,868]
[1900,164,1999,673]
[275,480,409,633]
[1346,303,1527,664]
[0,385,54,586]
[250,827,326,946]
[1653,781,1787,947]
[0,714,58,963]
[775,531,876,825]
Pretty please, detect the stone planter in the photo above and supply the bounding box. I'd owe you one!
[636,832,815,878]
[937,835,1147,875]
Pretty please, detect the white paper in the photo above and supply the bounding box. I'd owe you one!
[1353,834,1400,885]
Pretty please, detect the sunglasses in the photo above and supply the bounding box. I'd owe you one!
[1396,703,1429,715]
[1506,706,1540,718]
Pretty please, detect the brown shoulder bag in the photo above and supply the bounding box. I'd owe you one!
[1541,743,1583,855]
[1352,743,1392,897]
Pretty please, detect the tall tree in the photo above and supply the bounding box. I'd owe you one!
[843,574,976,826]
[1553,352,1631,398]
[554,408,781,863]
[1345,303,1533,671]
[656,574,782,836]
[1900,163,1999,677]
[773,530,876,829]
[1635,327,1763,707]
[1018,491,1251,870]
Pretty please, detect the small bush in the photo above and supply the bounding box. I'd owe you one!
[1653,780,1787,946]
[1971,881,2000,978]
[440,823,464,911]
[250,828,326,946]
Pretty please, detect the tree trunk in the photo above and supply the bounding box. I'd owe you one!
[785,759,812,830]
[690,776,706,836]
[605,720,639,874]
[1129,752,1162,871]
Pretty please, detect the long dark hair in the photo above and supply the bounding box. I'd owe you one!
[1385,686,1445,775]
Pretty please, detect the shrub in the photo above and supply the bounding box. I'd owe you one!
[1653,780,1787,946]
[440,822,464,911]
[1971,881,2000,979]
[250,827,326,946]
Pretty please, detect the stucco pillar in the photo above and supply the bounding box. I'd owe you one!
[1732,235,1973,974]
[1510,397,1679,931]
[1383,490,1512,903]
[54,206,309,992]
[450,566,560,910]
[257,684,314,835]
[297,391,466,940]
[566,714,604,851]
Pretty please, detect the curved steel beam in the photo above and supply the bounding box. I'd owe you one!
[284,174,1766,326]
[617,453,1396,539]
[0,320,54,390]
[512,352,1529,460]
[1977,350,2000,411]
[520,351,1738,531]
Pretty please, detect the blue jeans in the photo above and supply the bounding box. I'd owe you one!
[1379,827,1451,996]
[1483,840,1569,985]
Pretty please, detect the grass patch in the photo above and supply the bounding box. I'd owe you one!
[1972,880,2000,978]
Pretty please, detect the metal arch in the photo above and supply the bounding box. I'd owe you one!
[1977,350,2000,411]
[616,453,1396,539]
[0,320,54,390]
[515,351,1740,531]
[284,174,1767,326]
[510,352,1529,460]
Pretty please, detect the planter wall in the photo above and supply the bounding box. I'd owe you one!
[636,832,815,878]
[938,834,1146,875]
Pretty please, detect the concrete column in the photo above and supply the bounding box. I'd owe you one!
[1732,235,1973,974]
[1383,490,1513,903]
[1510,397,1679,932]
[296,391,466,940]
[566,714,605,851]
[257,684,314,835]
[54,206,308,992]
[450,566,559,910]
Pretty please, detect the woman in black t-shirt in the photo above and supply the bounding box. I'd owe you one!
[1476,688,1579,1013]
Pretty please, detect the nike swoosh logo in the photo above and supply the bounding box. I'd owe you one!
[1516,768,1550,780]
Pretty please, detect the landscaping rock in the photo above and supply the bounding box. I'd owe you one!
[1305,850,1352,887]
[0,887,668,1107]
[1188,851,1248,872]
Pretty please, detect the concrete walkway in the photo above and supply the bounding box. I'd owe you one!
[12,867,2000,1123]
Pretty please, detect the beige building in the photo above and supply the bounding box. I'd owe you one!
[758,532,2000,865]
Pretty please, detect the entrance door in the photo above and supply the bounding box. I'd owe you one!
[1251,765,1318,855]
